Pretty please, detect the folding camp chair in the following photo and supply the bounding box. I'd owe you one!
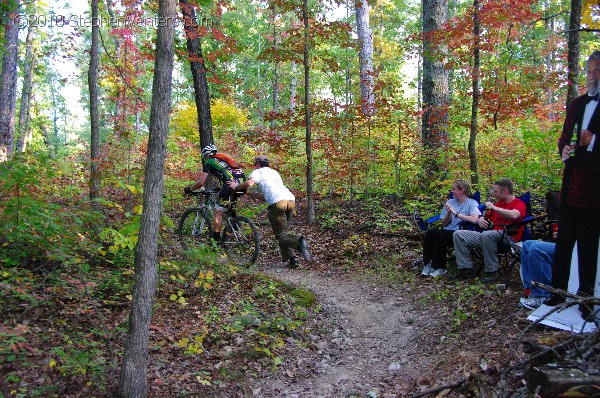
[472,192,546,276]
[542,191,560,241]
[413,191,481,268]
[414,191,482,232]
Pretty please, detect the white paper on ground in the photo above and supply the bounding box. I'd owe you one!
[527,304,596,333]
[526,240,600,333]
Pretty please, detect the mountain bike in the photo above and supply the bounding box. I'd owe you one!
[178,189,260,266]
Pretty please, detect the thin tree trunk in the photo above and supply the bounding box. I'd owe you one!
[271,7,279,129]
[0,0,21,162]
[180,0,213,148]
[117,0,176,396]
[469,0,480,186]
[16,22,35,153]
[355,0,375,116]
[89,0,101,203]
[290,60,297,110]
[566,0,581,106]
[303,0,315,224]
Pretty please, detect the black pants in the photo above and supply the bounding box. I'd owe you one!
[552,204,600,297]
[423,229,455,270]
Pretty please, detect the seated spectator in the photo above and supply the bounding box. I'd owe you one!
[519,192,561,309]
[453,178,526,283]
[421,179,481,277]
[519,237,556,309]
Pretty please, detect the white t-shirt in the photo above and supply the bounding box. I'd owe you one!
[440,197,481,230]
[248,167,295,205]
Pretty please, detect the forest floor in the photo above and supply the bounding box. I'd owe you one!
[236,196,582,398]
[1,194,596,398]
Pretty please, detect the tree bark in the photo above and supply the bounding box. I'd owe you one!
[355,0,375,116]
[525,367,600,397]
[303,0,315,224]
[290,60,297,110]
[422,0,449,174]
[180,0,213,148]
[89,0,101,203]
[0,0,21,162]
[16,22,36,154]
[566,0,581,106]
[468,0,480,186]
[117,0,176,396]
[271,6,279,129]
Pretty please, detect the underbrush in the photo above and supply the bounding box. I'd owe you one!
[0,238,321,397]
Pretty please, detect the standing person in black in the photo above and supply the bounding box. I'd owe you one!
[547,51,600,321]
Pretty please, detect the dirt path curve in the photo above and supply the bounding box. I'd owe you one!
[247,266,431,398]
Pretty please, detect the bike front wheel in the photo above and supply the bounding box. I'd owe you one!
[222,216,260,266]
[178,207,213,251]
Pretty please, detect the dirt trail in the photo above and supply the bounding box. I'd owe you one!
[247,266,433,398]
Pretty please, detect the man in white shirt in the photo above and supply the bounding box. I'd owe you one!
[228,155,311,268]
[547,51,600,321]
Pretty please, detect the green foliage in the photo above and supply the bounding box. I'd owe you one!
[0,154,103,268]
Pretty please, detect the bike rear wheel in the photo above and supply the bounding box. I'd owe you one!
[178,207,213,251]
[222,216,260,266]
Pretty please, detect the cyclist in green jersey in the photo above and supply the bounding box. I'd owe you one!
[184,144,246,241]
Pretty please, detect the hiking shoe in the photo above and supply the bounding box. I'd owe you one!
[429,268,447,278]
[287,257,298,269]
[453,268,475,280]
[519,296,548,310]
[421,263,432,276]
[481,271,499,283]
[546,294,566,306]
[298,237,312,261]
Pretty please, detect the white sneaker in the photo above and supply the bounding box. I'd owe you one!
[429,268,447,278]
[519,296,548,310]
[421,263,432,276]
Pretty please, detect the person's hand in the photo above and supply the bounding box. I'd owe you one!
[561,144,571,161]
[581,130,593,147]
[444,202,453,215]
[184,186,192,195]
[227,180,239,190]
[477,216,489,229]
[484,202,495,211]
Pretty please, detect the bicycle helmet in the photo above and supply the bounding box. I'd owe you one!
[254,155,270,167]
[201,144,217,158]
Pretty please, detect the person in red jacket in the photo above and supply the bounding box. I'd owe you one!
[184,144,245,241]
[547,51,600,321]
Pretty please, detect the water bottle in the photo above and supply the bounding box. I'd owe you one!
[484,212,494,230]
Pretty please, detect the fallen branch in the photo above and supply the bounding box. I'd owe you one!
[409,377,469,398]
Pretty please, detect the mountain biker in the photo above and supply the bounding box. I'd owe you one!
[227,155,311,268]
[184,144,245,241]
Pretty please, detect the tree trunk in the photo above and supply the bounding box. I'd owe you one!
[566,0,581,106]
[422,0,449,175]
[89,0,101,203]
[355,0,375,116]
[16,22,36,154]
[180,0,213,148]
[303,0,315,224]
[271,6,279,129]
[468,0,480,186]
[117,0,176,396]
[290,60,297,110]
[0,0,21,162]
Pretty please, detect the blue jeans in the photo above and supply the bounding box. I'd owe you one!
[520,240,555,298]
